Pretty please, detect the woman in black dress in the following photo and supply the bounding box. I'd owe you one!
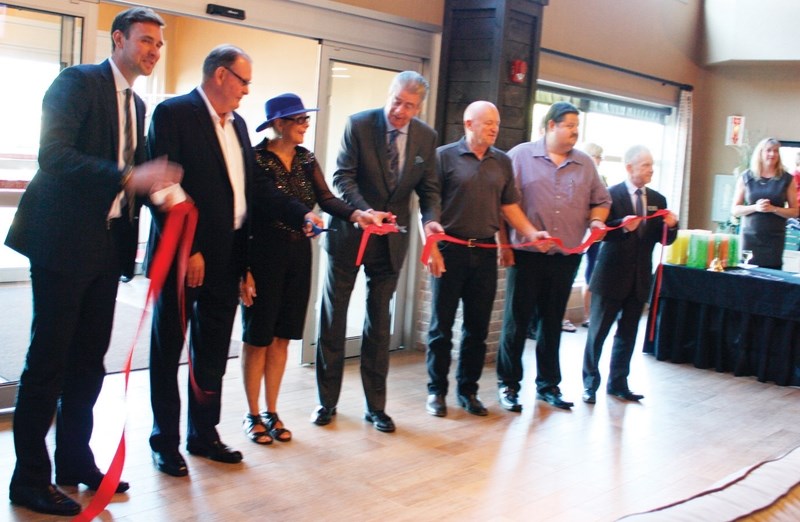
[240,94,384,444]
[731,137,798,269]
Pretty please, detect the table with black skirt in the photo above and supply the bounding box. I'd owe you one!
[643,264,800,386]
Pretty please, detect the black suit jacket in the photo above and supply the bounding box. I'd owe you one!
[5,60,145,278]
[589,182,678,303]
[324,108,441,271]
[146,88,309,280]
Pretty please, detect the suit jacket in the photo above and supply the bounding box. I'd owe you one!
[324,108,441,271]
[146,88,309,280]
[5,60,145,278]
[589,182,678,303]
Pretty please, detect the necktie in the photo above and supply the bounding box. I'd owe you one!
[635,188,644,236]
[123,89,135,220]
[387,129,399,191]
[123,88,134,167]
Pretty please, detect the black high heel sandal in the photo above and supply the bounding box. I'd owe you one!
[243,413,273,445]
[261,411,292,442]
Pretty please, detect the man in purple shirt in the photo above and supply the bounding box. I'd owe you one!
[497,102,611,411]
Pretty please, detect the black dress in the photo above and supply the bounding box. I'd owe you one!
[242,139,355,345]
[741,169,792,269]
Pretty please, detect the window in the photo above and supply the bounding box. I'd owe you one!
[533,82,675,195]
[533,83,679,283]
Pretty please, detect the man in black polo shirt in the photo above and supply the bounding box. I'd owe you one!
[425,101,551,417]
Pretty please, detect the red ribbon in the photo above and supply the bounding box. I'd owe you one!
[73,201,197,522]
[354,222,405,266]
[419,209,671,265]
[648,219,670,342]
[418,210,672,342]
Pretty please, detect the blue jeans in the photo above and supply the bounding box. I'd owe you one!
[427,242,497,396]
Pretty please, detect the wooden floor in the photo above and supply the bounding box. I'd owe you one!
[2,324,799,521]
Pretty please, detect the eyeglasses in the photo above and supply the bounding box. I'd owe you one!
[224,66,251,87]
[282,115,311,125]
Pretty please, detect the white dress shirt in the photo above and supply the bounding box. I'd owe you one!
[197,86,247,230]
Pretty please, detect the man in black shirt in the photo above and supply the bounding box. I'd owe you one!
[425,101,550,417]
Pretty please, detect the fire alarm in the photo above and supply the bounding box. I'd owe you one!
[510,59,527,84]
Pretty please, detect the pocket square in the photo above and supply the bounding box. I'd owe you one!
[647,205,658,211]
[415,155,424,165]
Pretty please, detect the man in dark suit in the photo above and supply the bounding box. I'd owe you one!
[581,145,678,404]
[4,7,182,516]
[314,71,443,432]
[147,45,319,477]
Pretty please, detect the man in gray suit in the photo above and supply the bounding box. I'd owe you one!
[314,71,443,432]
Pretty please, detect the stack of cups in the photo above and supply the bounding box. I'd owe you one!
[718,233,738,268]
[666,229,690,265]
[687,230,712,269]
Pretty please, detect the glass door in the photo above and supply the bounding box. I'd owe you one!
[301,44,424,364]
[0,4,84,408]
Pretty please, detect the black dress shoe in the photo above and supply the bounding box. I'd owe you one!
[457,394,488,416]
[536,388,574,410]
[9,484,81,516]
[608,389,644,401]
[187,440,243,464]
[56,467,130,493]
[311,405,337,426]
[498,386,522,412]
[426,394,447,417]
[582,390,596,404]
[152,449,188,477]
[364,410,396,432]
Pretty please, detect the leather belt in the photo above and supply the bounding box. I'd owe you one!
[447,233,496,247]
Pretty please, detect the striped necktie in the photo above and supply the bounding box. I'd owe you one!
[635,188,644,236]
[123,88,134,167]
[387,129,399,191]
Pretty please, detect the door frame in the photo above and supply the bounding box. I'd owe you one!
[300,42,428,365]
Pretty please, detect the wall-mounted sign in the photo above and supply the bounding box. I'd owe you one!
[725,115,745,146]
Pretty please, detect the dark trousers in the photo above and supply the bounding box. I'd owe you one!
[427,243,497,396]
[497,251,581,393]
[149,266,238,452]
[582,291,645,393]
[12,264,119,489]
[316,236,399,412]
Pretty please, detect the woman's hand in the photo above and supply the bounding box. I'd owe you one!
[755,198,772,213]
[303,212,325,237]
[240,271,256,307]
